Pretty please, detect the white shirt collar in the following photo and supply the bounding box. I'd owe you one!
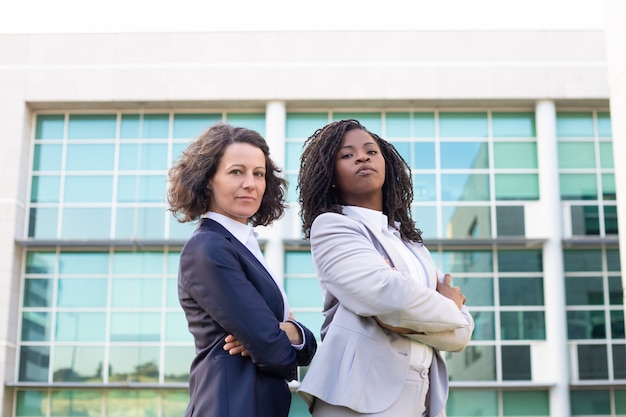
[342,205,401,235]
[206,212,254,245]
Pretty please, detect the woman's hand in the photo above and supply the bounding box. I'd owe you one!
[436,273,467,309]
[280,312,303,345]
[224,334,249,356]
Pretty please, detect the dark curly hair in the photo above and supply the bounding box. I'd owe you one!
[168,123,287,227]
[298,119,422,243]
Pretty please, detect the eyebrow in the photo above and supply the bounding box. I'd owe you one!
[338,142,377,150]
[226,164,265,170]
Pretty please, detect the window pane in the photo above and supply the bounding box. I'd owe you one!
[286,113,328,138]
[285,278,323,308]
[119,143,168,171]
[602,174,616,200]
[605,205,619,235]
[440,142,488,169]
[566,277,604,305]
[385,112,410,138]
[412,174,436,202]
[166,278,179,308]
[285,251,314,274]
[35,115,64,140]
[570,389,610,415]
[454,277,493,307]
[64,176,113,203]
[59,252,109,274]
[492,112,536,138]
[113,251,164,274]
[611,310,625,339]
[439,112,488,138]
[173,113,221,138]
[499,278,544,306]
[50,390,102,417]
[61,208,111,239]
[106,390,159,417]
[445,346,496,381]
[440,251,493,273]
[332,112,382,135]
[16,390,48,417]
[111,278,161,308]
[121,113,169,139]
[501,311,545,340]
[613,344,626,379]
[19,346,50,382]
[66,144,115,171]
[168,217,196,240]
[502,390,549,416]
[28,208,58,239]
[164,347,194,382]
[571,205,599,235]
[471,311,495,341]
[557,112,594,138]
[293,312,324,341]
[498,250,543,272]
[502,345,531,380]
[442,206,491,238]
[165,312,191,342]
[117,175,166,203]
[109,347,160,383]
[26,252,56,274]
[558,142,596,169]
[21,312,51,341]
[57,279,107,308]
[412,206,437,239]
[493,142,538,168]
[68,114,116,139]
[599,142,614,168]
[33,144,63,171]
[577,345,608,379]
[441,174,490,201]
[226,113,265,135]
[110,312,161,342]
[115,207,165,239]
[56,313,106,341]
[447,390,497,416]
[496,206,525,236]
[563,250,602,272]
[163,390,190,417]
[609,276,624,304]
[167,251,180,275]
[495,174,539,200]
[31,176,60,203]
[412,142,436,169]
[567,310,606,339]
[53,346,104,382]
[23,279,53,307]
[597,112,612,137]
[412,112,436,138]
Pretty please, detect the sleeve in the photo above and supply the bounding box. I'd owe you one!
[288,320,317,366]
[311,212,469,333]
[180,233,298,380]
[405,306,475,352]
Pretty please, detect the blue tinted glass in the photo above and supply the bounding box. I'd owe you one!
[285,142,303,170]
[502,390,549,416]
[599,142,614,169]
[597,112,612,137]
[61,208,111,239]
[558,142,596,169]
[119,143,168,171]
[442,206,491,238]
[64,176,113,203]
[501,311,546,340]
[142,114,170,138]
[120,114,140,138]
[57,278,107,307]
[412,174,436,202]
[447,390,498,416]
[493,142,538,169]
[110,313,161,341]
[21,312,51,341]
[168,217,197,240]
[167,252,180,275]
[500,277,544,305]
[413,142,436,169]
[166,278,178,307]
[439,112,488,138]
[390,141,410,165]
[173,113,221,138]
[386,113,410,138]
[116,207,165,239]
[570,389,610,415]
[58,252,109,274]
[441,142,488,169]
[117,175,166,203]
[441,250,494,273]
[293,311,324,341]
[441,174,490,201]
[53,347,105,383]
[26,252,56,274]
[226,113,266,135]
[165,312,192,342]
[412,206,437,238]
[171,142,189,165]
[19,346,50,382]
[31,176,60,203]
[285,251,314,274]
[454,277,493,307]
[557,112,594,138]
[66,144,115,171]
[108,347,160,382]
[35,115,64,140]
[55,313,106,341]
[332,112,382,135]
[28,208,58,239]
[286,113,328,138]
[68,114,116,139]
[285,173,298,203]
[413,113,436,138]
[112,278,161,307]
[23,279,53,307]
[33,144,62,171]
[471,311,495,340]
[498,250,543,272]
[16,390,48,416]
[495,174,539,200]
[563,250,602,272]
[560,174,598,200]
[492,112,536,137]
[113,251,164,274]
[285,278,323,308]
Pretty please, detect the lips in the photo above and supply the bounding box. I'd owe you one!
[356,166,376,174]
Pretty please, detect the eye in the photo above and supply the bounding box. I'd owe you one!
[254,171,265,177]
[230,169,243,175]
[340,153,353,159]
[367,149,378,155]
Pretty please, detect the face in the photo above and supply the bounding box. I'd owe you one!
[208,142,267,224]
[334,128,386,210]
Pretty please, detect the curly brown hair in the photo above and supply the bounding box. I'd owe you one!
[167,123,287,226]
[297,119,422,243]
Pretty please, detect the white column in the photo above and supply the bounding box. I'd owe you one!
[604,0,626,335]
[262,101,287,288]
[535,100,571,416]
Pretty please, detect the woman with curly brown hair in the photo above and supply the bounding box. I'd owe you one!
[297,119,473,417]
[168,123,316,417]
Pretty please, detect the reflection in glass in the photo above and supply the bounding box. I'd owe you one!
[493,142,538,168]
[412,174,436,202]
[577,345,608,380]
[26,252,57,274]
[609,276,624,304]
[412,142,436,169]
[110,312,161,342]
[494,174,539,200]
[28,207,58,239]
[21,312,51,341]
[56,313,106,341]
[16,390,48,417]
[441,142,488,169]
[502,391,549,416]
[571,205,599,235]
[499,278,544,306]
[31,176,60,203]
[164,347,194,382]
[19,346,50,382]
[165,312,192,342]
[501,345,531,380]
[62,208,111,240]
[112,278,161,308]
[453,277,493,307]
[442,206,491,238]
[23,279,53,307]
[570,389,610,415]
[496,206,525,236]
[115,207,165,240]
[470,311,495,341]
[565,277,603,306]
[162,390,190,417]
[108,347,159,383]
[441,174,489,201]
[500,311,545,340]
[53,346,104,382]
[107,390,159,417]
[602,174,616,200]
[446,345,495,381]
[560,174,597,200]
[57,279,107,308]
[441,251,493,273]
[563,250,603,272]
[610,311,625,339]
[613,344,626,379]
[567,310,606,339]
[605,205,619,235]
[447,390,497,416]
[50,390,102,417]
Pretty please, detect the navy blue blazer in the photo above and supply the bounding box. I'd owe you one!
[179,218,317,417]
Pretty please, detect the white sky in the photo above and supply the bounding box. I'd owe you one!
[0,0,607,34]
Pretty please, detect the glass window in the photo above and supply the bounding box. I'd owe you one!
[32,144,63,171]
[61,208,112,239]
[118,143,169,171]
[110,312,161,342]
[167,251,181,275]
[441,206,491,238]
[16,390,48,417]
[439,112,488,138]
[19,346,50,382]
[113,251,164,275]
[165,312,192,342]
[609,276,624,304]
[454,277,493,307]
[605,205,619,235]
[613,344,626,379]
[567,310,606,339]
[498,250,542,272]
[111,278,161,308]
[66,144,115,171]
[492,112,536,138]
[31,175,61,203]
[566,277,604,305]
[23,279,53,307]
[597,112,612,137]
[106,390,159,415]
[570,205,599,235]
[493,142,538,168]
[502,390,549,416]
[599,142,614,168]
[286,113,328,138]
[26,252,56,274]
[445,346,496,381]
[163,390,190,417]
[285,278,323,308]
[173,113,221,138]
[164,347,194,382]
[556,112,594,138]
[577,345,608,379]
[441,174,490,201]
[499,278,544,306]
[117,174,166,203]
[501,345,531,380]
[558,142,596,169]
[168,217,197,240]
[120,113,169,139]
[500,311,545,340]
[50,390,102,417]
[412,174,436,202]
[610,311,625,339]
[57,278,107,308]
[56,313,106,341]
[496,206,525,236]
[440,142,488,169]
[332,112,382,135]
[21,312,51,341]
[35,115,64,140]
[495,174,539,200]
[64,175,113,203]
[108,347,160,382]
[68,114,116,139]
[28,208,58,239]
[563,250,602,272]
[412,142,436,169]
[441,251,493,273]
[58,252,109,274]
[412,112,436,138]
[52,346,105,382]
[602,174,616,200]
[447,390,497,416]
[293,312,324,342]
[471,311,495,341]
[570,389,610,415]
[285,142,303,171]
[412,206,437,239]
[166,278,179,308]
[226,113,266,135]
[617,389,626,414]
[115,207,165,239]
[386,112,410,138]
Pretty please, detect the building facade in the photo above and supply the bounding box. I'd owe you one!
[1,28,625,417]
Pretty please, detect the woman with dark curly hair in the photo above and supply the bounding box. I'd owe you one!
[297,119,473,417]
[168,123,316,417]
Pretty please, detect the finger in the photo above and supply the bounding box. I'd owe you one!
[224,334,235,343]
[288,312,296,320]
[443,274,452,286]
[454,286,461,291]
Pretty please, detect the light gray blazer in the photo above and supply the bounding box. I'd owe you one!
[298,208,474,416]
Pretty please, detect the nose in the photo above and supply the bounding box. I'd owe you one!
[356,152,370,163]
[242,172,256,189]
